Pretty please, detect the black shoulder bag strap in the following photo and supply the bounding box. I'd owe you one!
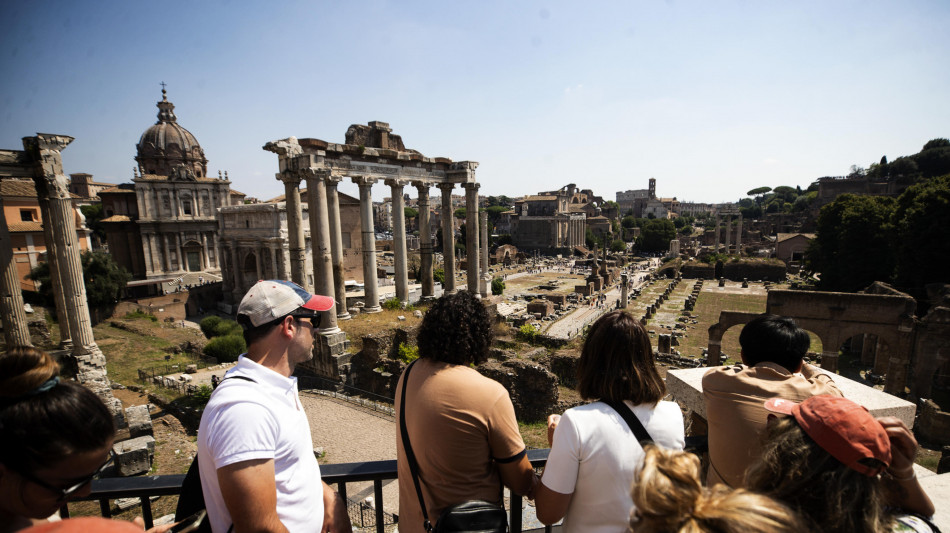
[175,374,256,533]
[604,400,653,446]
[399,360,436,533]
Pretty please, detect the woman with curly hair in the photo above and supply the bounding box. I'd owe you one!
[395,292,537,532]
[0,346,116,531]
[631,445,805,533]
[535,310,685,532]
[747,395,936,533]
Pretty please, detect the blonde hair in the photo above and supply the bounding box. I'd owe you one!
[631,446,804,533]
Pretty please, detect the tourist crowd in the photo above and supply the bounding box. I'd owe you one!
[0,285,937,532]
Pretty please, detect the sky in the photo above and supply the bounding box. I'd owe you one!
[2,0,948,205]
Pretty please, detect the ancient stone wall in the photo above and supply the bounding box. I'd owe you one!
[721,259,786,281]
[917,399,950,445]
[477,359,559,422]
[681,262,715,279]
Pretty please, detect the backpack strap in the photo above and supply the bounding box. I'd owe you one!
[399,360,435,533]
[603,400,653,445]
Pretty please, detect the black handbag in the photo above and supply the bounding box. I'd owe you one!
[399,360,509,533]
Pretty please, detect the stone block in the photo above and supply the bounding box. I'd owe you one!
[185,364,198,374]
[125,405,153,438]
[113,435,156,476]
[666,367,916,428]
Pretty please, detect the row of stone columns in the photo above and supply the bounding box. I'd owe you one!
[713,213,743,254]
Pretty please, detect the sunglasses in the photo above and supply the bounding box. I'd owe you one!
[19,450,115,501]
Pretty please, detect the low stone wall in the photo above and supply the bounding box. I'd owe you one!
[681,262,715,279]
[918,399,950,445]
[721,260,786,282]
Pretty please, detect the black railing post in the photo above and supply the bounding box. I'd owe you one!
[510,494,523,533]
[374,480,385,533]
[139,496,153,529]
[99,498,111,518]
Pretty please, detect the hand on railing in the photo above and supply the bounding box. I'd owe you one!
[133,516,174,532]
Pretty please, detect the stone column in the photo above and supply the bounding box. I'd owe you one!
[305,170,339,333]
[201,232,210,271]
[173,189,182,219]
[143,233,155,277]
[26,134,106,379]
[714,216,720,252]
[36,191,72,347]
[269,243,279,280]
[175,232,184,271]
[221,243,233,294]
[724,216,731,255]
[230,239,242,300]
[279,172,308,289]
[212,232,221,270]
[0,195,32,347]
[414,183,434,298]
[387,179,409,303]
[821,351,839,373]
[621,273,629,308]
[736,213,743,255]
[355,177,381,313]
[479,209,489,297]
[464,183,480,294]
[254,244,263,280]
[438,183,456,294]
[326,177,349,319]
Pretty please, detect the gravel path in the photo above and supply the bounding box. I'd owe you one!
[299,394,399,516]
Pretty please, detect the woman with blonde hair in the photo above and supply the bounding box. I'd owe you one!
[631,446,805,533]
[535,310,685,532]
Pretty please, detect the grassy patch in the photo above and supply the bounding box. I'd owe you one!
[519,420,550,450]
[337,307,425,353]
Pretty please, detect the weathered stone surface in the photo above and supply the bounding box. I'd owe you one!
[125,404,153,438]
[113,435,155,476]
[478,359,558,422]
[918,399,950,445]
[549,351,579,389]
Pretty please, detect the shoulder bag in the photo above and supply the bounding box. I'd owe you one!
[603,400,653,445]
[399,360,509,533]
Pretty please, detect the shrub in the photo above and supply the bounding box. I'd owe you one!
[397,343,419,364]
[125,309,158,322]
[433,268,445,284]
[517,323,540,343]
[383,297,403,310]
[212,319,243,338]
[203,335,246,363]
[192,384,213,407]
[199,316,222,339]
[491,277,505,295]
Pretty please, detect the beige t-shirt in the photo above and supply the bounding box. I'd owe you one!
[396,358,527,533]
[703,362,842,488]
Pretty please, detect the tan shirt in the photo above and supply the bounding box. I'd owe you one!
[396,358,527,533]
[702,362,842,488]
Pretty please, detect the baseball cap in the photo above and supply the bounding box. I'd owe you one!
[237,280,334,327]
[764,395,891,476]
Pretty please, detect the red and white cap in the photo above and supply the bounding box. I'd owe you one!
[237,279,334,327]
[764,395,891,476]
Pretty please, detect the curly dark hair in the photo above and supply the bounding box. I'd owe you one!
[417,291,492,365]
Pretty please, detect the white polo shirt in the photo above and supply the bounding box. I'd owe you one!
[197,355,324,533]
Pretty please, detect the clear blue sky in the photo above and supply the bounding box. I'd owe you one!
[2,0,948,204]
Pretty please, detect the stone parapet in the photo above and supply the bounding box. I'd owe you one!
[667,366,916,428]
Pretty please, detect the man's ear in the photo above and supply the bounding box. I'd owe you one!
[279,315,296,338]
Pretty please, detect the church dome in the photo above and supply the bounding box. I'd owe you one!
[135,88,208,177]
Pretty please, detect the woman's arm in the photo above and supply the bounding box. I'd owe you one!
[877,417,935,518]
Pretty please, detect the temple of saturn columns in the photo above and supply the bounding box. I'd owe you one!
[263,121,490,336]
[0,134,122,420]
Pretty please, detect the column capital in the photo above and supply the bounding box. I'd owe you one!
[437,182,455,193]
[325,174,344,186]
[277,171,302,187]
[353,176,377,188]
[462,182,480,192]
[385,177,409,188]
[301,168,331,182]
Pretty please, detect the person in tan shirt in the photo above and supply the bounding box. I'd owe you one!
[703,314,842,488]
[395,292,537,532]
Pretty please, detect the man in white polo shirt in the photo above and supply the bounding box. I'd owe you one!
[198,280,352,533]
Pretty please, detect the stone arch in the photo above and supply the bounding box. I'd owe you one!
[242,251,258,286]
[706,311,760,365]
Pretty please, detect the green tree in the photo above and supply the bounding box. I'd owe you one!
[79,203,106,246]
[609,239,626,252]
[485,205,509,225]
[892,174,950,296]
[404,207,418,220]
[747,186,772,196]
[805,194,896,292]
[454,207,466,219]
[29,250,131,310]
[204,335,246,363]
[638,219,676,253]
[491,277,505,295]
[621,216,637,229]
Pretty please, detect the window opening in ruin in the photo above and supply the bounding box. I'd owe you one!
[20,209,36,222]
[182,196,193,216]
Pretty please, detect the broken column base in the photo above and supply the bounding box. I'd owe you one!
[125,404,154,439]
[113,435,156,476]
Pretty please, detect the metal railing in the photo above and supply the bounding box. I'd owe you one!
[65,449,554,533]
